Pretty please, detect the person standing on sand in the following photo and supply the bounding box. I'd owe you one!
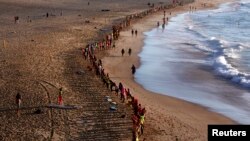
[16,92,21,115]
[139,107,145,135]
[128,48,132,56]
[118,82,123,94]
[131,64,136,75]
[14,16,19,24]
[135,29,138,36]
[131,29,134,36]
[16,92,21,108]
[121,48,125,56]
[58,87,63,105]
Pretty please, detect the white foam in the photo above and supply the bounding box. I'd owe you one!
[206,37,226,51]
[210,37,216,40]
[219,39,228,46]
[213,56,250,87]
[223,48,240,59]
[188,25,193,30]
[210,37,228,47]
[207,36,243,59]
[195,44,215,53]
[239,43,250,48]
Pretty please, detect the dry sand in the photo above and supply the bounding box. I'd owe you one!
[0,0,235,140]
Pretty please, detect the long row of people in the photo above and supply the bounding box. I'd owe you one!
[81,2,182,141]
[83,50,147,141]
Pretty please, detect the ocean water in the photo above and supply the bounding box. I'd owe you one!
[135,0,250,124]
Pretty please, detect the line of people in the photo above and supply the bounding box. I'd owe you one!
[84,51,146,141]
[81,2,191,141]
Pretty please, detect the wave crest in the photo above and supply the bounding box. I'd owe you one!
[214,56,250,87]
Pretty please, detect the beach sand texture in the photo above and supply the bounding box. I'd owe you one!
[0,0,234,141]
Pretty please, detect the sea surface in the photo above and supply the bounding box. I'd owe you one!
[135,0,250,124]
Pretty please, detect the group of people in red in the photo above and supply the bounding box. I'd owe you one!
[117,82,146,141]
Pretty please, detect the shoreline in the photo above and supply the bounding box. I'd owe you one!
[102,0,236,140]
[0,0,238,140]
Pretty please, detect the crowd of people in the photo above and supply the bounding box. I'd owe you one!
[80,3,184,141]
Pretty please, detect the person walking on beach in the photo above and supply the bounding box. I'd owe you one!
[131,29,134,36]
[131,64,136,75]
[163,17,166,24]
[121,48,125,56]
[139,108,145,135]
[135,29,138,36]
[128,48,132,56]
[162,24,165,29]
[14,16,19,24]
[58,87,63,105]
[16,92,21,115]
[118,82,123,94]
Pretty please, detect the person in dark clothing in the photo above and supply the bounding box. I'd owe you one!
[128,48,132,56]
[131,64,136,75]
[119,82,123,92]
[121,48,125,56]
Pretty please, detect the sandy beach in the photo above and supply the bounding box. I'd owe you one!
[0,0,235,140]
[102,0,236,140]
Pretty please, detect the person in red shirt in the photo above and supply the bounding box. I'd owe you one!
[58,87,63,105]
